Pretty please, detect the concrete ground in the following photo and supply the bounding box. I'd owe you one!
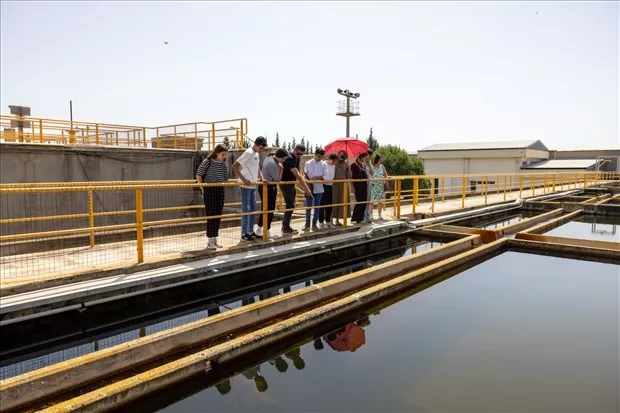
[0,184,586,283]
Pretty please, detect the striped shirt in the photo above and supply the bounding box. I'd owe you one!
[196,159,228,183]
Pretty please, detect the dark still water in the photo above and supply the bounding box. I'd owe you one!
[0,239,440,380]
[546,215,620,242]
[155,252,619,413]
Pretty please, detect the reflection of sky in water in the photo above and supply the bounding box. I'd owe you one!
[0,239,437,380]
[160,252,619,413]
[546,218,620,242]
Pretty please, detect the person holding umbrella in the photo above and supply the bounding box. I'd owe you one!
[325,138,369,226]
[331,150,353,226]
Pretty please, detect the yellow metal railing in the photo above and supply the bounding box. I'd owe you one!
[0,115,248,151]
[0,171,617,279]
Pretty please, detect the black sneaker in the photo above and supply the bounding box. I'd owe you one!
[312,224,320,231]
[303,224,311,231]
[241,234,255,242]
[282,227,298,234]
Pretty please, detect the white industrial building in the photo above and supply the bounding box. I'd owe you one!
[418,140,619,195]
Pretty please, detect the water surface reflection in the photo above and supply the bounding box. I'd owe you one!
[156,252,618,413]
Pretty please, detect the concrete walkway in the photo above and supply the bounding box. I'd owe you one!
[0,184,585,283]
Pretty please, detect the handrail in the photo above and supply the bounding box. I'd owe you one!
[0,115,248,151]
[0,171,616,279]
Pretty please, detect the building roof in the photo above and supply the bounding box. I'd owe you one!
[521,159,597,170]
[419,139,548,152]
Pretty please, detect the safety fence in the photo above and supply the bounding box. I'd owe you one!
[0,115,248,151]
[0,171,617,279]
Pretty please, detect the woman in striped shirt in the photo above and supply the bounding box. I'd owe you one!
[196,144,229,250]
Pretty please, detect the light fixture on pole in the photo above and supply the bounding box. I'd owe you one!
[336,88,360,138]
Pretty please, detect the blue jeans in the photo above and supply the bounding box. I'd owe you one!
[240,187,257,235]
[305,192,324,225]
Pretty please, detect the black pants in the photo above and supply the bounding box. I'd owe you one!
[281,184,296,229]
[352,182,368,223]
[204,186,225,237]
[258,185,277,230]
[319,185,333,223]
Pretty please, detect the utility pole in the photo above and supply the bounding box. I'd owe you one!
[336,89,360,137]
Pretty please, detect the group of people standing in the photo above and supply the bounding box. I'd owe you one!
[195,136,389,249]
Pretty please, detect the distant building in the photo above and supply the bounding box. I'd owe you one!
[418,139,619,195]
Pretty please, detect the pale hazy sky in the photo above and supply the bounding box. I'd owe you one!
[1,1,618,151]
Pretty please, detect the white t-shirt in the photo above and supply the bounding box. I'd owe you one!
[236,148,260,189]
[304,158,328,194]
[323,161,335,185]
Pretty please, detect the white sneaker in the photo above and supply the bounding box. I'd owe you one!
[255,227,263,237]
[207,241,217,250]
[378,214,383,220]
[214,238,223,248]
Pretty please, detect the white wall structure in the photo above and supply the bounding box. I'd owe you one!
[418,140,550,195]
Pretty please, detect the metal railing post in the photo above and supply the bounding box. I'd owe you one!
[39,119,43,143]
[88,189,95,247]
[194,124,199,151]
[136,188,144,263]
[552,174,556,192]
[431,178,435,213]
[461,176,466,208]
[262,182,269,241]
[484,176,488,205]
[95,124,100,145]
[519,176,523,198]
[396,179,401,218]
[584,172,588,188]
[413,177,419,213]
[211,123,216,151]
[142,127,147,147]
[441,177,445,202]
[503,176,507,201]
[531,176,535,197]
[393,179,398,217]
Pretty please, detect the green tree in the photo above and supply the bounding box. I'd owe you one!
[274,133,280,148]
[366,127,379,152]
[292,137,297,148]
[287,142,292,151]
[306,140,311,152]
[300,137,305,149]
[376,144,425,191]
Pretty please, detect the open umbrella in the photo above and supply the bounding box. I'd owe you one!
[325,138,369,159]
[323,323,366,352]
